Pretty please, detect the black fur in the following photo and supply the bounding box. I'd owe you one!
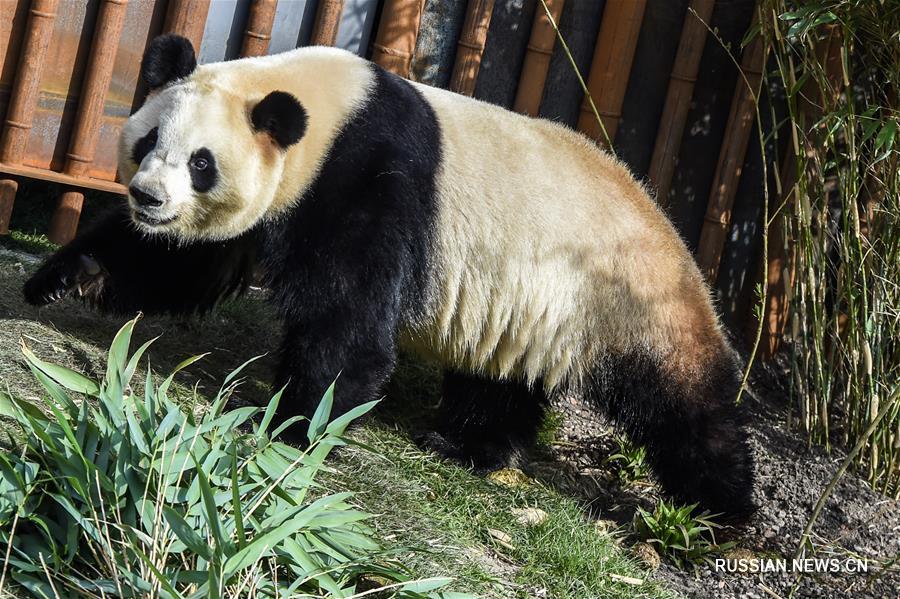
[594,350,756,518]
[140,35,196,91]
[189,148,217,192]
[251,92,308,148]
[23,207,257,314]
[427,372,549,470]
[131,127,158,166]
[260,67,441,426]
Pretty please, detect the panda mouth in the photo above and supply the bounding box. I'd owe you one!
[132,210,179,227]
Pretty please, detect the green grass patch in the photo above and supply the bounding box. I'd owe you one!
[332,427,672,598]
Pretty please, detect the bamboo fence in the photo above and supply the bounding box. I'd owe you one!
[647,0,716,206]
[0,0,782,344]
[513,0,564,116]
[577,0,647,148]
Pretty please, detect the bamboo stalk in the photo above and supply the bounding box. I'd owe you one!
[309,0,345,46]
[241,0,278,57]
[647,0,716,206]
[0,0,59,235]
[48,0,129,245]
[163,0,211,51]
[371,0,426,77]
[576,0,647,148]
[449,0,496,96]
[762,26,843,357]
[513,0,565,116]
[695,32,767,282]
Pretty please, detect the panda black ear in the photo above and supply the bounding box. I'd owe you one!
[140,34,197,91]
[251,91,308,148]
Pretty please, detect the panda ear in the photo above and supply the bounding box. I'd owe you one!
[140,34,196,91]
[251,91,308,148]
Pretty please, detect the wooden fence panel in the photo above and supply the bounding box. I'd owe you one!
[0,0,59,234]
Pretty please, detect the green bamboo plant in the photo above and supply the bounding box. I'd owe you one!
[761,0,899,496]
[0,318,461,598]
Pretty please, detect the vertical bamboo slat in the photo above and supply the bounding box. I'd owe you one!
[647,0,716,206]
[163,0,210,50]
[513,0,565,116]
[241,0,278,57]
[309,0,345,46]
[48,0,129,244]
[0,0,59,235]
[448,0,496,96]
[372,0,426,77]
[576,0,647,148]
[695,32,766,282]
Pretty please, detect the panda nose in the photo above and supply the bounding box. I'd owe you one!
[129,185,163,208]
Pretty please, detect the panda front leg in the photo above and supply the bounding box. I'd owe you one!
[422,371,549,470]
[270,318,399,441]
[24,206,257,314]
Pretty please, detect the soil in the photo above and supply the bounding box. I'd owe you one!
[531,368,900,599]
[1,248,897,598]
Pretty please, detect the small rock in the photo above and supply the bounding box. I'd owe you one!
[631,542,661,571]
[511,507,548,527]
[487,467,532,487]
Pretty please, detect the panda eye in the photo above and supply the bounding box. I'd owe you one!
[191,157,208,171]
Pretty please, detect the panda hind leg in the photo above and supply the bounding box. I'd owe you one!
[593,350,756,519]
[422,371,548,470]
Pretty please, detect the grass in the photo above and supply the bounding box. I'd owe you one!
[632,501,733,570]
[331,426,670,598]
[0,252,670,598]
[0,318,463,598]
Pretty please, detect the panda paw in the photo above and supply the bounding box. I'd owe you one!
[24,253,104,306]
[415,431,519,471]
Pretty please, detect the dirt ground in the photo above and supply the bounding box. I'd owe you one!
[535,364,900,598]
[1,248,898,598]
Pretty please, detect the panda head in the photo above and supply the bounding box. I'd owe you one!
[118,35,307,241]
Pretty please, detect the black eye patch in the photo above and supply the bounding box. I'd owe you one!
[131,127,158,165]
[189,147,217,192]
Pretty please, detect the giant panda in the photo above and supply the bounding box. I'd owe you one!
[25,35,755,517]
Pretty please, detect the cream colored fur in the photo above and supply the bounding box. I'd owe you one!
[403,84,726,392]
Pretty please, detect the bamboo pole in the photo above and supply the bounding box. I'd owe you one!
[0,0,59,235]
[513,0,565,116]
[241,0,278,57]
[371,0,425,77]
[694,32,766,283]
[761,27,843,357]
[647,0,716,206]
[576,0,647,148]
[48,0,129,244]
[163,0,210,50]
[309,0,345,46]
[449,0,496,96]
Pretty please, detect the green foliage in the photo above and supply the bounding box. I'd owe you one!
[761,0,900,496]
[632,501,734,569]
[0,318,459,598]
[606,435,651,485]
